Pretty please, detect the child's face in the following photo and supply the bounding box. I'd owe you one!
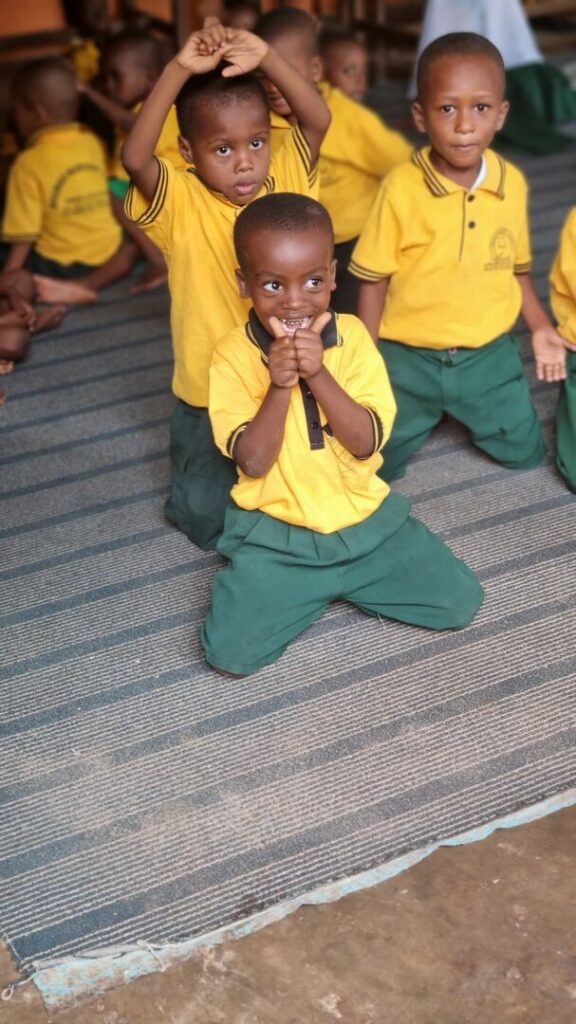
[181,99,270,205]
[236,227,336,335]
[322,41,368,103]
[261,33,321,119]
[104,51,153,108]
[412,55,509,178]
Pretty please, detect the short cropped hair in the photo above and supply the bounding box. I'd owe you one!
[234,193,334,270]
[319,30,364,57]
[255,6,318,55]
[417,32,505,98]
[12,58,78,120]
[175,66,268,139]
[104,30,165,77]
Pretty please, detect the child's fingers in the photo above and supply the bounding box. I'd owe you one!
[309,311,332,335]
[203,16,221,27]
[269,316,287,339]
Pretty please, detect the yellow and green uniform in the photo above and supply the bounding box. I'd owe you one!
[2,122,121,271]
[201,310,483,674]
[125,124,319,549]
[351,147,545,479]
[550,207,576,492]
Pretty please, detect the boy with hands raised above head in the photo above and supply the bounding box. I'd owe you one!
[122,19,330,551]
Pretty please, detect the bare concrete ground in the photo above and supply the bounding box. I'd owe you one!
[2,806,575,1024]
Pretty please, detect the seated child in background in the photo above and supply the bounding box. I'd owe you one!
[549,210,576,492]
[201,194,484,675]
[122,20,330,551]
[2,59,135,302]
[352,32,566,482]
[0,268,66,375]
[76,30,184,295]
[256,7,412,314]
[319,30,369,103]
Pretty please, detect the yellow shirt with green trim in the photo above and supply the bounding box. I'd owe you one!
[318,81,412,245]
[209,310,396,533]
[2,122,121,266]
[550,207,576,346]
[125,125,318,408]
[351,147,532,349]
[110,104,184,180]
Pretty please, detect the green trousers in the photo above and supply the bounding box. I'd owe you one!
[378,333,547,482]
[165,400,238,551]
[201,493,484,675]
[556,350,576,493]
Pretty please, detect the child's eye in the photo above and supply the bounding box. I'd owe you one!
[263,281,282,292]
[306,277,322,288]
[476,103,490,112]
[250,138,265,150]
[216,145,231,156]
[440,104,454,114]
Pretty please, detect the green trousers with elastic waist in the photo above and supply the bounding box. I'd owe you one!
[377,333,547,482]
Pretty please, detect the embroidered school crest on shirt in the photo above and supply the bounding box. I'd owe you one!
[485,228,515,270]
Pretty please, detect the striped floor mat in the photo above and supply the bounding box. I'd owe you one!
[1,115,575,999]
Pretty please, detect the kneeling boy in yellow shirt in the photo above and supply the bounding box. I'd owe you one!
[122,20,330,550]
[202,194,484,675]
[352,32,566,482]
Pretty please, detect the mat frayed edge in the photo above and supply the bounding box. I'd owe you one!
[9,787,576,1010]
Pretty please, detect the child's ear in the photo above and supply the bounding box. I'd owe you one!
[411,100,427,134]
[311,55,323,85]
[496,99,510,131]
[236,268,249,298]
[178,133,194,164]
[329,257,337,291]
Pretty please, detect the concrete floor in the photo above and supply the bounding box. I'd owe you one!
[1,806,575,1024]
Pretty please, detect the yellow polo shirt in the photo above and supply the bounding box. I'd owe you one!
[318,82,412,245]
[351,147,532,349]
[550,208,576,345]
[125,125,318,407]
[110,104,184,180]
[2,123,121,266]
[209,310,395,533]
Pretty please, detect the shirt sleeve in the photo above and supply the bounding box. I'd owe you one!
[209,332,264,459]
[1,154,43,244]
[270,124,319,197]
[124,157,184,253]
[513,171,532,274]
[550,209,576,343]
[336,315,397,454]
[349,177,402,281]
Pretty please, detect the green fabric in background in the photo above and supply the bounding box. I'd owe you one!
[498,62,576,154]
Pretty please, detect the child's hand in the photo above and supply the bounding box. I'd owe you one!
[532,325,567,383]
[220,29,269,78]
[7,287,35,329]
[294,312,331,379]
[268,316,299,387]
[174,21,232,76]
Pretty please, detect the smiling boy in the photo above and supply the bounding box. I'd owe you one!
[121,20,330,549]
[352,32,567,481]
[201,193,484,675]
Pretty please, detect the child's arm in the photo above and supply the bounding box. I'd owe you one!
[357,278,390,343]
[233,325,297,477]
[78,81,136,132]
[122,22,232,200]
[517,272,569,383]
[3,243,32,273]
[290,313,376,458]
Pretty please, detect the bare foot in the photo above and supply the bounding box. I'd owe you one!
[34,275,98,305]
[0,358,15,375]
[31,304,67,335]
[130,265,168,294]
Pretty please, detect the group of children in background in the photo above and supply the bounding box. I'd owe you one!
[1,7,575,674]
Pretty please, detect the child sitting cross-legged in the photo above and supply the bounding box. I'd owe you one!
[121,19,330,551]
[352,32,567,482]
[201,193,484,676]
